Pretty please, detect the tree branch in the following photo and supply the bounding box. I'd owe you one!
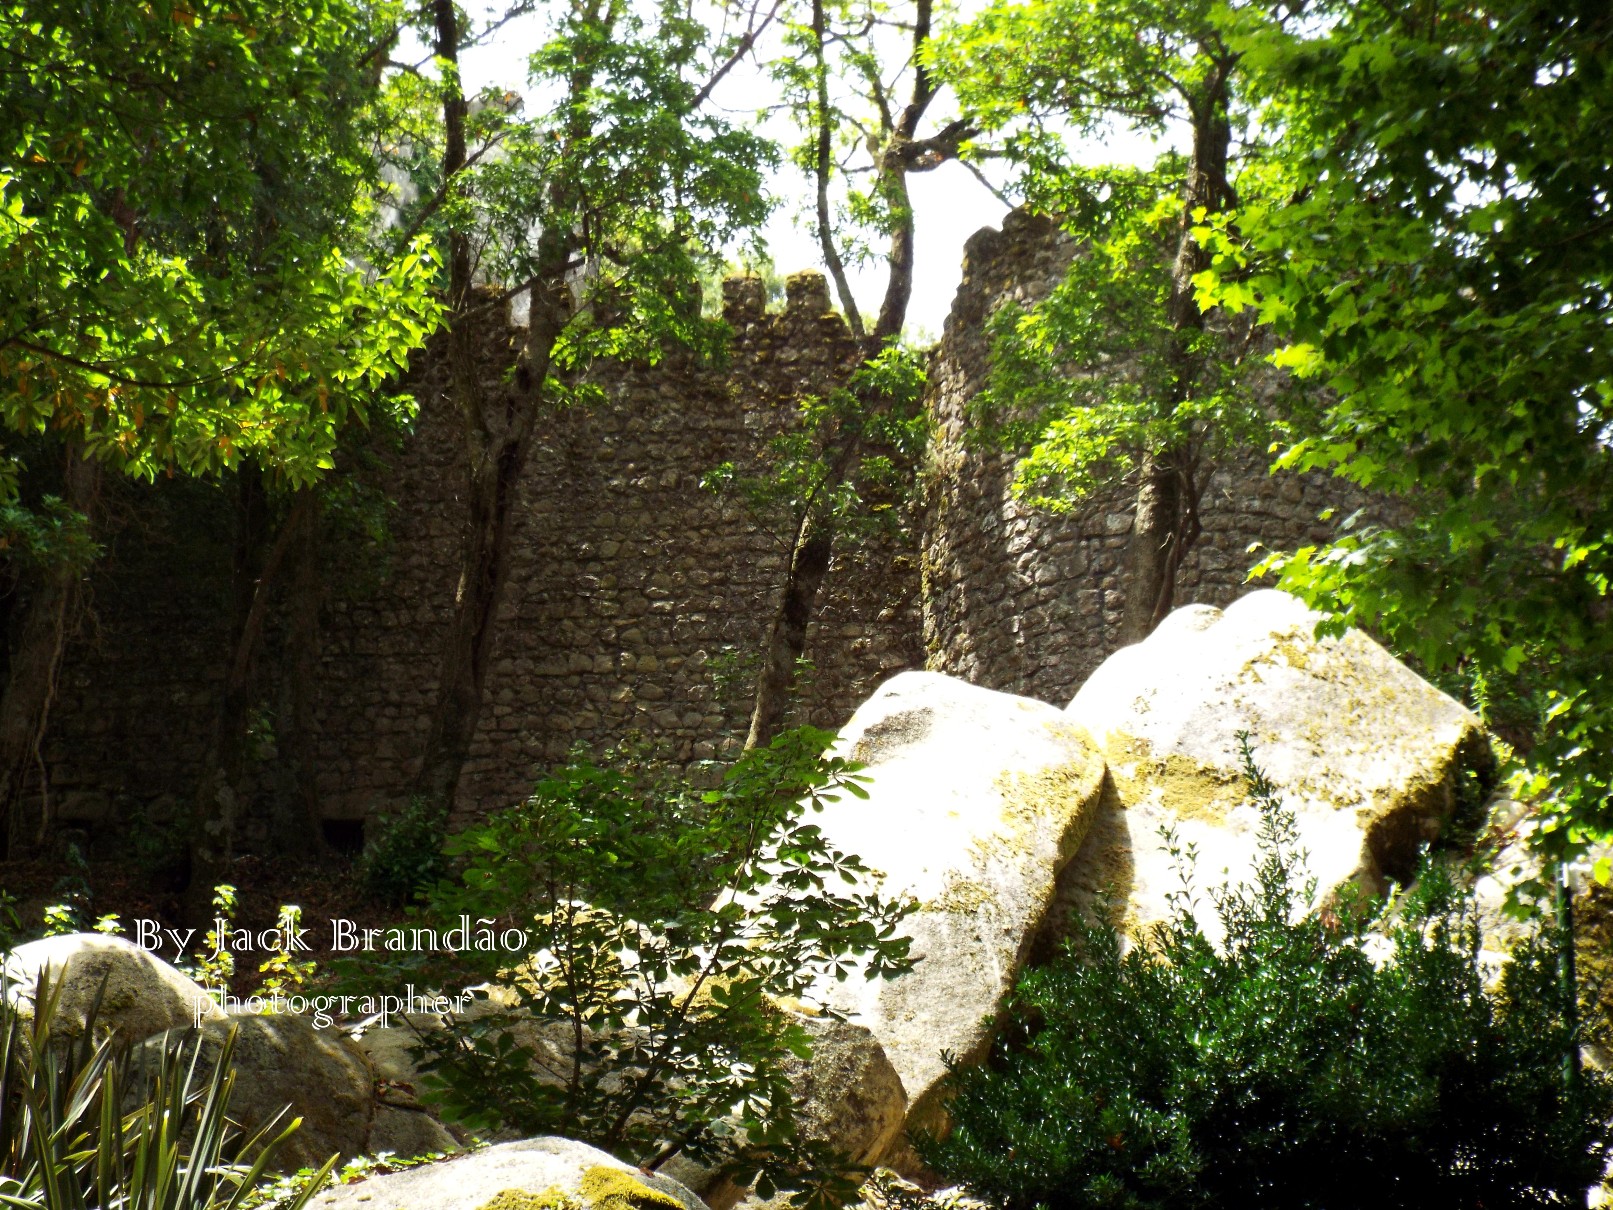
[690,0,785,111]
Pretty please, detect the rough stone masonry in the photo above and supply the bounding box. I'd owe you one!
[36,210,1380,841]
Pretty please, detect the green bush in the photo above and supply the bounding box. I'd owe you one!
[918,741,1613,1210]
[343,727,914,1208]
[0,971,334,1209]
[357,794,448,906]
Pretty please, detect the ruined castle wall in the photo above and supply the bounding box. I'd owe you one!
[921,209,1380,706]
[41,274,923,838]
[36,212,1386,844]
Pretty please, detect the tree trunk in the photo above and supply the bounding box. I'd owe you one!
[1119,450,1184,644]
[406,0,578,814]
[407,403,536,809]
[741,0,939,749]
[745,520,834,749]
[188,477,311,908]
[0,448,100,858]
[1118,67,1233,646]
[274,488,327,853]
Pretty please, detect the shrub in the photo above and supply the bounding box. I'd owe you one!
[344,727,914,1207]
[0,971,335,1209]
[917,739,1613,1210]
[358,794,448,906]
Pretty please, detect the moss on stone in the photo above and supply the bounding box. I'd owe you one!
[985,722,1103,857]
[1578,882,1613,1050]
[477,1188,580,1210]
[578,1165,686,1210]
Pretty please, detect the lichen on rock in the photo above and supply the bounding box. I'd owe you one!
[478,1188,580,1210]
[578,1166,687,1210]
[1054,590,1493,949]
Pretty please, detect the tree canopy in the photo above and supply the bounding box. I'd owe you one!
[1202,0,1613,860]
[0,0,439,490]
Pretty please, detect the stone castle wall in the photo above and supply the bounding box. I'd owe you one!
[920,210,1381,706]
[41,274,922,839]
[37,209,1381,844]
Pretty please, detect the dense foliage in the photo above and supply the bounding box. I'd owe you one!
[340,729,914,1206]
[1198,0,1613,862]
[918,745,1613,1209]
[958,166,1268,513]
[0,0,438,488]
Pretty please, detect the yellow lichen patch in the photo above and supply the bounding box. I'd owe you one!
[578,1165,686,1210]
[990,740,1104,864]
[1262,630,1322,675]
[1104,734,1244,824]
[478,1188,580,1210]
[927,876,995,914]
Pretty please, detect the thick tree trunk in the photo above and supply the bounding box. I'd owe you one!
[745,521,834,749]
[0,448,100,858]
[1119,68,1232,646]
[188,478,311,907]
[1119,451,1183,644]
[411,275,570,808]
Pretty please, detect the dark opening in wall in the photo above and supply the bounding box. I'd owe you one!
[321,819,365,856]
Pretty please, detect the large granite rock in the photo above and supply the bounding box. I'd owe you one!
[1,933,223,1040]
[1056,590,1492,945]
[307,1137,706,1210]
[135,1012,376,1173]
[798,671,1105,1137]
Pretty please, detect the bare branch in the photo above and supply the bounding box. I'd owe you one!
[961,158,1016,208]
[691,0,785,110]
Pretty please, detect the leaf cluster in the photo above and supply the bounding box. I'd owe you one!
[356,795,449,908]
[0,0,441,489]
[386,0,778,402]
[966,166,1268,512]
[1199,0,1613,857]
[703,344,928,543]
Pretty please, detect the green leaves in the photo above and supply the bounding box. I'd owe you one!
[962,168,1270,514]
[704,344,929,545]
[1201,0,1613,860]
[347,728,913,1203]
[0,0,441,492]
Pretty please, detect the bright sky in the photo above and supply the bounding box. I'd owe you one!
[436,3,1168,340]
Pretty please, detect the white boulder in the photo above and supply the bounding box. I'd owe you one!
[307,1136,706,1210]
[799,671,1105,1137]
[1058,590,1491,945]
